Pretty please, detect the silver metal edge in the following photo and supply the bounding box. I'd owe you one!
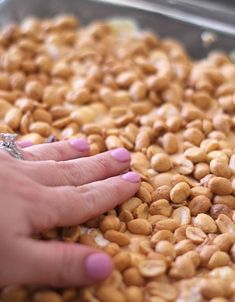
[91,0,235,35]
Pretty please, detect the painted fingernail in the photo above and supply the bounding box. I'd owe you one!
[110,147,130,162]
[69,138,89,152]
[85,253,113,280]
[122,171,141,183]
[17,140,33,148]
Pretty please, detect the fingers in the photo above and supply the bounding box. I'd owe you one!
[9,239,113,287]
[23,148,131,186]
[17,140,33,148]
[22,138,89,161]
[31,172,140,231]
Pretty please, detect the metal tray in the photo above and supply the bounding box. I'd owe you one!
[0,0,235,58]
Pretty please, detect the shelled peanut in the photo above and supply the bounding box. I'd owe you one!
[1,14,235,302]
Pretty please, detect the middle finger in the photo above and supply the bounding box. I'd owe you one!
[30,171,141,231]
[22,148,131,186]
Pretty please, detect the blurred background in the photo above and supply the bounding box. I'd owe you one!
[203,0,234,6]
[148,0,234,7]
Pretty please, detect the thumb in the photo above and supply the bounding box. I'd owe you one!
[17,239,113,287]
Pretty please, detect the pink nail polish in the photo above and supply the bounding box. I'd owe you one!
[110,147,130,162]
[17,140,33,148]
[85,253,113,280]
[122,171,141,183]
[69,138,89,152]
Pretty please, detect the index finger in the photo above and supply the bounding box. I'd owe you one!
[22,138,89,161]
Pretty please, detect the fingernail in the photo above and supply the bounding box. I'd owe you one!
[85,253,113,280]
[69,138,89,152]
[110,147,130,162]
[122,171,141,183]
[17,140,33,148]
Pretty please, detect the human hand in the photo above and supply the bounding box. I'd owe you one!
[0,138,140,287]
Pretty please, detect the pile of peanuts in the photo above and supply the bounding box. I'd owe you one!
[1,14,235,302]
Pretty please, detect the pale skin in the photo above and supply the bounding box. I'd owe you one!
[0,139,140,287]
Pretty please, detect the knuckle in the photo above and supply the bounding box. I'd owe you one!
[24,150,42,161]
[57,161,80,186]
[53,145,67,160]
[77,186,99,218]
[51,244,78,286]
[93,154,111,176]
[109,180,123,197]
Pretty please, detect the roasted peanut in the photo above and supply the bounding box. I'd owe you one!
[172,206,191,225]
[162,132,178,154]
[2,14,235,302]
[188,195,211,216]
[194,213,217,233]
[200,279,229,299]
[193,162,210,180]
[29,121,51,137]
[100,216,121,233]
[155,240,176,260]
[169,255,195,279]
[125,286,143,302]
[173,157,194,175]
[32,291,62,302]
[150,153,172,173]
[186,226,207,243]
[149,199,172,217]
[216,214,235,233]
[127,219,152,235]
[184,147,207,163]
[4,108,22,130]
[170,182,191,204]
[210,204,233,220]
[104,230,130,246]
[1,287,28,302]
[208,177,232,195]
[113,251,131,272]
[210,158,231,178]
[123,267,145,286]
[138,259,167,277]
[96,286,126,302]
[152,185,170,201]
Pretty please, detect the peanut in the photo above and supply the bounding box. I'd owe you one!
[127,219,152,235]
[113,251,131,272]
[162,132,178,154]
[194,213,217,233]
[138,259,167,277]
[184,147,207,163]
[208,177,232,195]
[186,226,207,243]
[216,214,235,233]
[100,216,121,233]
[1,287,28,302]
[4,108,22,130]
[149,199,172,217]
[32,291,62,302]
[173,157,194,175]
[125,286,143,302]
[104,230,130,246]
[170,182,191,204]
[123,267,145,286]
[2,14,235,302]
[151,153,172,172]
[146,282,178,301]
[96,286,126,302]
[188,195,211,216]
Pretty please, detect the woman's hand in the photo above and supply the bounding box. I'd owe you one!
[0,138,140,287]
